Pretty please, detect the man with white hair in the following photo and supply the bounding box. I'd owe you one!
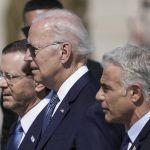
[25,9,123,150]
[96,44,150,150]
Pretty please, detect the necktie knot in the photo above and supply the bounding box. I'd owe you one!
[45,92,60,116]
[9,120,23,150]
[16,122,23,132]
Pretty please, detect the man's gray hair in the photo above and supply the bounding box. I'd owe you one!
[102,44,150,99]
[33,9,93,58]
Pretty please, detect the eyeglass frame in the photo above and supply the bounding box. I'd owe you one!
[26,41,63,58]
[0,72,30,84]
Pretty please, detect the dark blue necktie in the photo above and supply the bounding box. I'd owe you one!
[11,121,23,150]
[120,134,130,150]
[42,92,60,135]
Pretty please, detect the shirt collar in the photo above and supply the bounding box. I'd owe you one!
[128,111,150,143]
[57,65,88,101]
[20,92,53,134]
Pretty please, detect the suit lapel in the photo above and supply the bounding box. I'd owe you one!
[6,122,17,150]
[130,119,150,150]
[18,106,47,150]
[37,72,91,149]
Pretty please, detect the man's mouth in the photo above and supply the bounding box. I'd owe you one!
[2,92,11,96]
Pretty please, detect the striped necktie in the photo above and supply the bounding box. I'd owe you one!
[42,92,60,135]
[11,120,23,150]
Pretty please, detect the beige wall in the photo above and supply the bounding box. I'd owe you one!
[87,0,129,61]
[0,0,135,61]
[0,0,10,53]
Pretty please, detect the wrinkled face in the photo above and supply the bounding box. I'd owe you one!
[96,64,134,124]
[0,53,37,113]
[25,22,62,89]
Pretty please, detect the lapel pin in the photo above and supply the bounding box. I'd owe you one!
[60,109,64,113]
[132,146,136,150]
[30,135,35,143]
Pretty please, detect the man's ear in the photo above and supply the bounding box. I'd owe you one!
[59,42,72,64]
[129,84,142,103]
[35,83,45,92]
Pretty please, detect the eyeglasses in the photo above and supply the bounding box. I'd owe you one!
[26,42,63,57]
[21,26,30,38]
[0,72,28,84]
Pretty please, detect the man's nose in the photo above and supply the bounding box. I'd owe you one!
[96,88,105,102]
[0,78,8,88]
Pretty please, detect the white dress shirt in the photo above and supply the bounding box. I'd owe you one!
[52,65,88,116]
[127,111,150,150]
[19,92,53,146]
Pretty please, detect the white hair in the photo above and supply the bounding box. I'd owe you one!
[102,44,150,100]
[32,9,93,58]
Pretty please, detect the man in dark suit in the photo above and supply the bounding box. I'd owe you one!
[0,39,50,150]
[96,44,150,150]
[0,99,17,150]
[22,0,103,82]
[25,9,124,150]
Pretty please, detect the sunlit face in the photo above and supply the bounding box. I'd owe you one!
[25,22,62,89]
[96,64,134,124]
[0,52,37,114]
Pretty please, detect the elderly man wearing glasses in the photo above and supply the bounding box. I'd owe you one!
[0,39,51,150]
[25,9,124,150]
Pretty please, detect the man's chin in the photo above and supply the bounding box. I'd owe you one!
[34,77,43,84]
[31,72,41,81]
[3,102,13,110]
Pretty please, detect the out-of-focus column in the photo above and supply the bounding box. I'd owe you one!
[0,0,10,53]
[0,1,8,148]
[0,105,3,150]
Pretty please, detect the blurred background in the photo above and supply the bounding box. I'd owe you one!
[0,0,149,61]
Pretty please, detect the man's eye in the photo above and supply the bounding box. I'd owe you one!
[35,49,39,54]
[101,85,112,93]
[6,74,17,79]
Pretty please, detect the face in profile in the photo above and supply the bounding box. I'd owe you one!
[96,64,134,124]
[25,23,62,89]
[0,52,37,114]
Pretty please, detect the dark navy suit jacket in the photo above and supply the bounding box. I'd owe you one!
[129,119,150,150]
[34,71,124,150]
[6,105,46,150]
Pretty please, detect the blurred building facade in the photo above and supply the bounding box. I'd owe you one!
[0,0,131,60]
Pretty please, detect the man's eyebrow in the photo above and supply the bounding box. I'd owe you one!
[101,83,112,90]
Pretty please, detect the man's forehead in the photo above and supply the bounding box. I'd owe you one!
[1,58,25,74]
[1,53,25,67]
[28,24,54,46]
[31,16,51,28]
[101,65,122,83]
[30,20,51,35]
[2,52,24,60]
